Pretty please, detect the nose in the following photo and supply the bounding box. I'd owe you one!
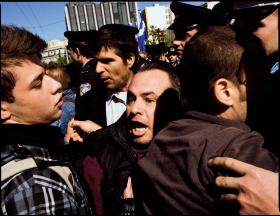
[46,75,62,94]
[128,99,143,116]
[172,39,180,47]
[96,61,104,74]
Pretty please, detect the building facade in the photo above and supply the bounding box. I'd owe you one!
[41,40,68,64]
[144,3,174,31]
[64,1,138,31]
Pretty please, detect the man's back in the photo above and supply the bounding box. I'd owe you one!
[136,111,278,215]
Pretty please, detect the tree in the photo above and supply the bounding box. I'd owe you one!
[56,57,67,66]
[147,26,174,47]
[148,25,166,45]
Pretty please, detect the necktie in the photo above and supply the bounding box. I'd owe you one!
[112,95,125,104]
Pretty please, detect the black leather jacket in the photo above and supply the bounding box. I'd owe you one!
[83,113,137,215]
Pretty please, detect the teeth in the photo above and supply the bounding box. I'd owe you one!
[134,127,145,132]
[132,127,146,137]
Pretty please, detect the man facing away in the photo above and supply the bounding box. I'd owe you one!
[64,30,103,101]
[1,25,93,215]
[135,26,278,215]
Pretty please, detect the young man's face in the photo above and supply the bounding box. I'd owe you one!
[172,28,198,58]
[95,47,134,91]
[253,10,278,55]
[1,60,63,124]
[127,69,171,145]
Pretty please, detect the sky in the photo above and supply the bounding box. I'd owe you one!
[1,1,204,42]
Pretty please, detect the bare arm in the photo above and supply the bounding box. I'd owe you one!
[208,157,279,215]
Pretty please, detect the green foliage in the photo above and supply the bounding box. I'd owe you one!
[57,57,67,66]
[147,26,173,47]
[47,57,67,67]
[148,25,165,45]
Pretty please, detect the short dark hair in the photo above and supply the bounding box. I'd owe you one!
[97,24,138,62]
[1,25,47,103]
[67,41,96,59]
[137,61,181,98]
[180,26,244,111]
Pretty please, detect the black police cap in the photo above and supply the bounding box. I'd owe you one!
[64,30,99,42]
[231,1,279,22]
[98,24,139,36]
[168,1,226,32]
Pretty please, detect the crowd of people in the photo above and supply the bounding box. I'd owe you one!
[1,1,279,215]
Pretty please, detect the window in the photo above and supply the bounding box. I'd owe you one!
[104,3,112,24]
[87,4,96,30]
[78,4,87,31]
[95,4,103,28]
[68,5,78,31]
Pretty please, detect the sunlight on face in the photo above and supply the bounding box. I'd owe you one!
[127,69,171,145]
[95,47,133,91]
[3,60,62,124]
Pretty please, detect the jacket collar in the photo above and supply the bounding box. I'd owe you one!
[185,110,251,132]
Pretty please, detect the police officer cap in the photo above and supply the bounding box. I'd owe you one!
[231,1,279,22]
[64,30,99,42]
[168,1,226,31]
[98,24,139,38]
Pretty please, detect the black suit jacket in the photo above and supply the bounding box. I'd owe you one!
[75,86,108,127]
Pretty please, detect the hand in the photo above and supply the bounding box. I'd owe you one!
[65,118,75,144]
[70,119,102,134]
[208,157,279,215]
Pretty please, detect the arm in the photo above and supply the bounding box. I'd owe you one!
[208,157,280,215]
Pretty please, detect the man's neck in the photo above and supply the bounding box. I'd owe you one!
[121,71,134,92]
[81,57,92,67]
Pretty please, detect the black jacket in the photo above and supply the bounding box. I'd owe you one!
[75,59,104,114]
[83,113,137,215]
[75,86,108,126]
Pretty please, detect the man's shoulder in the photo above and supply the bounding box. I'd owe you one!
[1,167,86,215]
[2,166,73,192]
[153,112,260,148]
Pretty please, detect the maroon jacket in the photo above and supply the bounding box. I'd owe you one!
[135,111,278,215]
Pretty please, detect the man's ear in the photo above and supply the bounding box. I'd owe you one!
[213,78,235,107]
[1,102,11,121]
[127,54,136,69]
[74,47,81,57]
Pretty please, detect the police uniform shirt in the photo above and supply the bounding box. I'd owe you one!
[106,91,127,126]
[78,58,102,97]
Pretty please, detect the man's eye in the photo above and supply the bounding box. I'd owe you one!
[145,98,156,103]
[32,81,42,89]
[127,97,135,104]
[99,59,112,64]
